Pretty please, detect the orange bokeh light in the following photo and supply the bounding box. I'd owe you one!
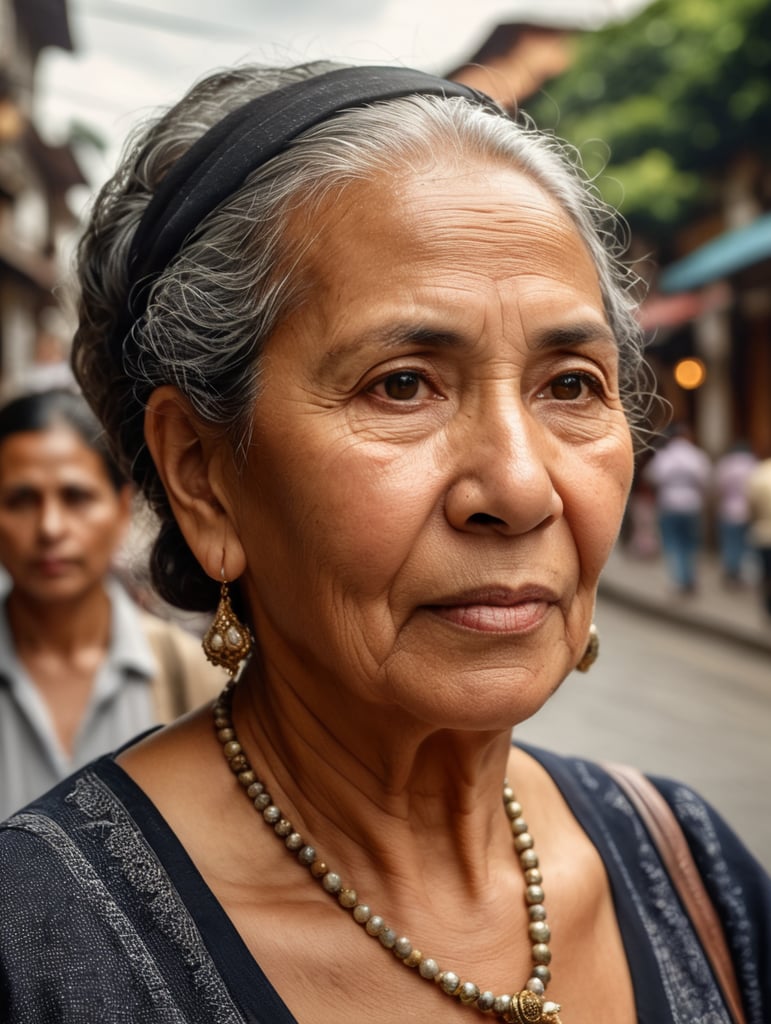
[674,357,706,390]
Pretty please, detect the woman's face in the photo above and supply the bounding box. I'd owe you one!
[0,426,132,605]
[230,160,634,729]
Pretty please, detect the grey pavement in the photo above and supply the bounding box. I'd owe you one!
[599,544,771,656]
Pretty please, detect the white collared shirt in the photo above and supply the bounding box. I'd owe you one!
[0,579,157,820]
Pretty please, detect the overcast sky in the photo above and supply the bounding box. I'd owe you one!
[37,0,651,200]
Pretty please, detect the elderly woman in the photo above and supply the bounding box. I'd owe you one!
[0,63,767,1024]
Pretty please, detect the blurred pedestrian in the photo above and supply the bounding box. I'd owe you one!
[644,423,711,593]
[748,454,771,617]
[713,440,758,586]
[0,388,225,819]
[624,453,659,558]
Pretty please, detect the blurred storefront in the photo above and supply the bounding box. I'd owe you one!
[643,206,771,459]
[0,0,84,397]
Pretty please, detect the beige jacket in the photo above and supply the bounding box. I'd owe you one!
[748,459,771,548]
[140,612,228,721]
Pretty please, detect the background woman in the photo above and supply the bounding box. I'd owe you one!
[0,388,224,818]
[0,64,767,1023]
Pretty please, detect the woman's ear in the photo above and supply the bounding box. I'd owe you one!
[144,386,246,582]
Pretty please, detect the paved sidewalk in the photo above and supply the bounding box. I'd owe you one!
[599,544,771,656]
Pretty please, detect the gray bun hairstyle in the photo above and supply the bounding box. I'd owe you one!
[72,60,652,613]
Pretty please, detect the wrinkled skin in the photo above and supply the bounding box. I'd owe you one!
[223,160,634,751]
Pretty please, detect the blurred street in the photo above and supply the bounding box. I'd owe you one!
[518,544,771,870]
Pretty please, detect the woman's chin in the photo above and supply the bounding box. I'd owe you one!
[378,658,573,736]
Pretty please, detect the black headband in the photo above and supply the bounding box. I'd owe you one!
[110,65,497,363]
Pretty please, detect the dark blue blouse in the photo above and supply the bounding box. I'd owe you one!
[0,748,768,1023]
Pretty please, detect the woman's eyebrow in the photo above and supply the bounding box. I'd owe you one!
[322,324,464,366]
[528,321,617,350]
[323,319,616,368]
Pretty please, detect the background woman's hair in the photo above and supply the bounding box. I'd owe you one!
[0,387,127,492]
[72,61,655,612]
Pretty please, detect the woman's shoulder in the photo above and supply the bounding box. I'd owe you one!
[0,757,130,870]
[0,759,125,958]
[0,753,174,894]
[518,743,770,933]
[521,744,771,1020]
[0,756,254,1023]
[521,743,768,876]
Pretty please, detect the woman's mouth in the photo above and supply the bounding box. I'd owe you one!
[426,587,558,634]
[33,558,77,577]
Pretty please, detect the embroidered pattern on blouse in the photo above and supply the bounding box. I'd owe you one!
[573,759,734,1024]
[58,771,248,1023]
[8,807,192,1022]
[671,785,762,1024]
[2,777,252,1022]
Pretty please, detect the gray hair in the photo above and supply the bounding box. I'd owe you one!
[73,61,653,612]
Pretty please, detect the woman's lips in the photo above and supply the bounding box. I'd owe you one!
[32,558,77,577]
[426,587,557,634]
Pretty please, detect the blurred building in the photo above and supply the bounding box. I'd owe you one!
[652,162,771,459]
[448,21,579,108]
[0,0,84,398]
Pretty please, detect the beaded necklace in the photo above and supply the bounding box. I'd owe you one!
[213,683,563,1023]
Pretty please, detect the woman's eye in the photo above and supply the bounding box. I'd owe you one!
[2,489,38,511]
[544,372,601,401]
[63,487,96,507]
[373,371,424,401]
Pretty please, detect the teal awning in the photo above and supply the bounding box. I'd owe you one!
[660,212,771,294]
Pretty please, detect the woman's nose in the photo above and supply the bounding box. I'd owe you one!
[38,498,66,539]
[443,400,563,536]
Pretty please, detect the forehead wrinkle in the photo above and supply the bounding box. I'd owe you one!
[402,182,582,271]
[293,164,611,372]
[309,167,581,284]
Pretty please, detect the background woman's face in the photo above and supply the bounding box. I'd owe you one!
[0,426,131,605]
[230,159,634,730]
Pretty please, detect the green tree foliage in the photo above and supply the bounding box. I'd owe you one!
[526,0,771,241]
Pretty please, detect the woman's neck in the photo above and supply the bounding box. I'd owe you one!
[231,665,518,908]
[7,584,112,657]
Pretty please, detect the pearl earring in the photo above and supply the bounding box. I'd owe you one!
[202,572,253,676]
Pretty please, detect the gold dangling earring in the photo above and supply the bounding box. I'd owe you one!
[202,569,253,677]
[576,623,599,673]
